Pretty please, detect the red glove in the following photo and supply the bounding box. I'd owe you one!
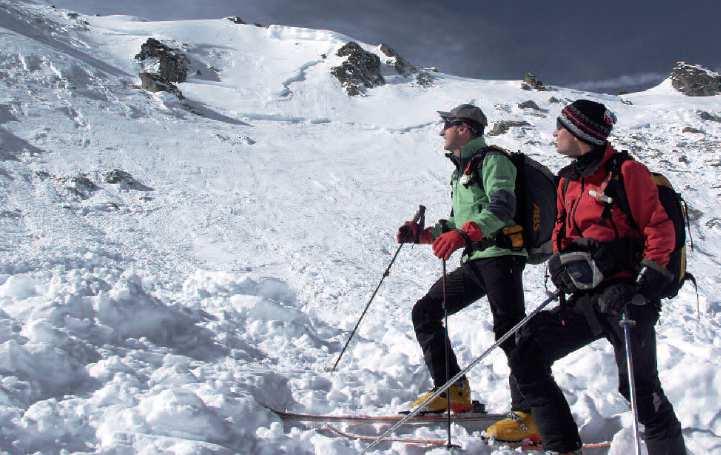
[396,222,433,244]
[432,222,483,260]
[461,221,484,242]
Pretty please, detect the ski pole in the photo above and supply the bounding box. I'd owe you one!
[620,308,642,455]
[441,258,458,449]
[362,291,560,453]
[328,205,426,373]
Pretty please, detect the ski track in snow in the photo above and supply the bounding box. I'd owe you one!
[0,1,720,454]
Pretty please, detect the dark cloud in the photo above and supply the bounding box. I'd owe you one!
[49,0,721,93]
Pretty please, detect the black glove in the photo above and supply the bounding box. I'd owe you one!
[596,283,638,316]
[549,253,576,294]
[636,260,674,302]
[548,251,604,294]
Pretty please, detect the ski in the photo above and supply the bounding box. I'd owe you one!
[320,424,448,447]
[264,403,503,426]
[486,439,612,452]
[322,424,611,451]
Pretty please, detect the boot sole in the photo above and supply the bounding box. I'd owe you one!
[481,432,542,444]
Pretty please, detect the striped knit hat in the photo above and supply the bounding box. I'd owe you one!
[558,100,617,145]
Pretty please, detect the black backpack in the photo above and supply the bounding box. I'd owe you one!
[604,150,695,299]
[464,146,557,265]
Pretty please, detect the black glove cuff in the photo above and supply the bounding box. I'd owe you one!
[636,260,673,301]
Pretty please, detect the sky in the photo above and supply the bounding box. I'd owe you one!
[46,0,721,94]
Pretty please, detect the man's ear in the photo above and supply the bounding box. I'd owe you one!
[459,123,472,139]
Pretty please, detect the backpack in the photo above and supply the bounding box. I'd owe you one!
[604,150,696,299]
[464,146,557,265]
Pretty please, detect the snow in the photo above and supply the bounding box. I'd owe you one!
[0,0,720,453]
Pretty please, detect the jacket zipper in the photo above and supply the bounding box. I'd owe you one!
[568,178,585,237]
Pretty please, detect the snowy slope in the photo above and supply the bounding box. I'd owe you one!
[1,1,721,453]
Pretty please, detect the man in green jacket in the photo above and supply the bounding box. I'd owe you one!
[397,104,533,439]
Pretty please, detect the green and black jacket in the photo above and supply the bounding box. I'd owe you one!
[431,137,527,262]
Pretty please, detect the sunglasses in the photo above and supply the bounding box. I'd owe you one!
[556,118,566,130]
[443,119,466,130]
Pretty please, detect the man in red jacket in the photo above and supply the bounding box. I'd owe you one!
[507,100,686,454]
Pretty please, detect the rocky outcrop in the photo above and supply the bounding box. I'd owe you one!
[698,110,721,123]
[225,16,265,27]
[62,175,100,200]
[518,100,546,112]
[415,71,434,88]
[521,72,546,91]
[139,73,184,99]
[379,43,416,76]
[330,42,385,96]
[487,120,532,136]
[671,62,721,96]
[682,126,705,134]
[105,170,153,192]
[135,38,189,84]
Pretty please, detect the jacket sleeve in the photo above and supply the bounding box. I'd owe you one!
[472,153,517,237]
[621,161,675,267]
[551,177,566,254]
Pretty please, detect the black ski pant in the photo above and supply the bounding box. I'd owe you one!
[510,288,686,454]
[412,255,528,411]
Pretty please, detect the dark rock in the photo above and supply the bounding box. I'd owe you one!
[682,126,705,134]
[415,71,434,88]
[705,217,721,229]
[139,72,184,99]
[64,175,100,199]
[518,100,546,112]
[521,72,546,91]
[105,170,153,191]
[379,43,416,76]
[330,42,385,96]
[548,96,563,104]
[487,120,532,137]
[226,16,245,24]
[135,38,189,83]
[670,62,721,96]
[698,110,721,123]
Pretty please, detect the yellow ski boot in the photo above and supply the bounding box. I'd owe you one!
[483,411,541,443]
[410,377,472,413]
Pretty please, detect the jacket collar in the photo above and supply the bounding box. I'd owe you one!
[558,144,615,180]
[445,136,488,168]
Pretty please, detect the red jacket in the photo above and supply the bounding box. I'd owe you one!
[553,145,675,269]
